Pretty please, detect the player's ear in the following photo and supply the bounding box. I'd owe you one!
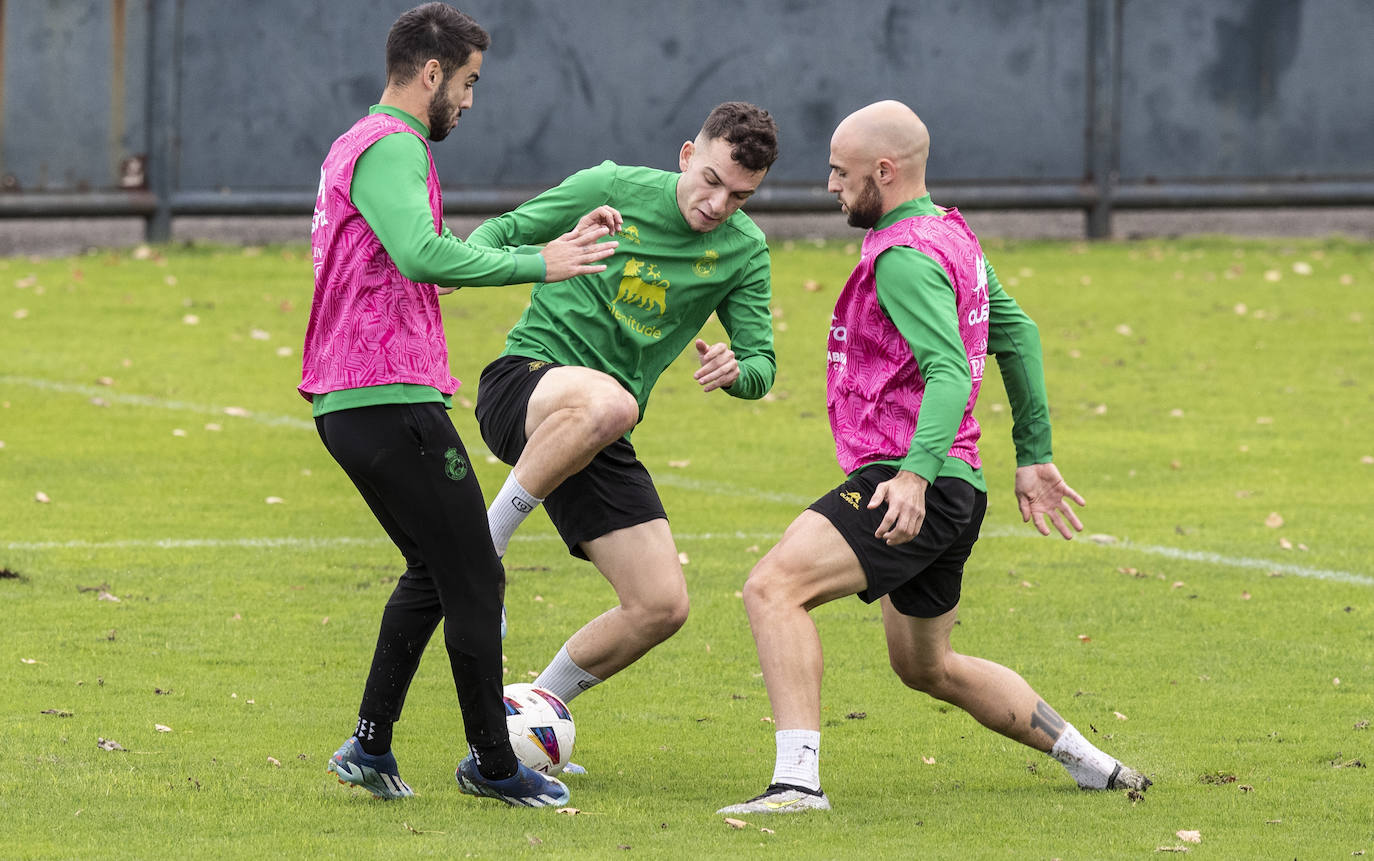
[422,58,443,92]
[876,158,896,185]
[678,140,695,172]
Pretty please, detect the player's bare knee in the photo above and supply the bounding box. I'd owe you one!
[585,386,639,443]
[632,592,689,641]
[892,655,949,696]
[741,559,794,615]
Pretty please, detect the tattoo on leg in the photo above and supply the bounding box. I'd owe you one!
[1030,700,1067,742]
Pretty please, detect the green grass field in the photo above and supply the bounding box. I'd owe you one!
[2,233,1371,859]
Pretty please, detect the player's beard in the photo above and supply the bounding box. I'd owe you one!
[846,176,884,229]
[426,88,458,142]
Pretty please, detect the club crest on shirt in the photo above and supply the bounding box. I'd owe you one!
[614,258,669,316]
[693,249,718,277]
[617,224,642,244]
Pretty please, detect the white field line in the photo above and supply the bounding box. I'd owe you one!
[4,528,1369,586]
[2,375,1367,586]
[0,375,316,430]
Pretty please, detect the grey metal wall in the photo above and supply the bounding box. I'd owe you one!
[2,0,1372,237]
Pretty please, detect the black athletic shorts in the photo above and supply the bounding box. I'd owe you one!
[475,354,667,560]
[808,465,987,618]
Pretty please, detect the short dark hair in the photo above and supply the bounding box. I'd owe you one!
[385,3,491,86]
[700,102,779,172]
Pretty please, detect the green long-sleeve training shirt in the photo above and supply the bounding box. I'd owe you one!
[866,197,1053,491]
[467,160,776,421]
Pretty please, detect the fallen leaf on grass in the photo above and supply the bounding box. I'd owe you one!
[1199,772,1237,784]
[760,827,775,834]
[723,818,748,829]
[35,491,51,503]
[1088,534,1118,545]
[678,552,689,565]
[846,712,866,720]
[1155,846,1189,853]
[401,822,446,834]
[803,279,821,292]
[265,497,284,505]
[1355,720,1369,730]
[922,756,936,765]
[267,757,281,767]
[1176,830,1202,844]
[97,591,121,602]
[21,658,40,665]
[667,459,691,468]
[1264,512,1284,528]
[1114,711,1129,721]
[1278,538,1293,550]
[97,737,125,751]
[1077,634,1091,643]
[41,709,74,717]
[155,724,173,733]
[556,807,590,816]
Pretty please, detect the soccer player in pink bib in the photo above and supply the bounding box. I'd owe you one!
[719,101,1150,815]
[303,3,616,808]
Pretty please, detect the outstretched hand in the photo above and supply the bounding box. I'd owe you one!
[1014,462,1085,540]
[693,338,739,392]
[540,225,618,283]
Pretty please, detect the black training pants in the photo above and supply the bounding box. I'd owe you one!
[316,402,511,765]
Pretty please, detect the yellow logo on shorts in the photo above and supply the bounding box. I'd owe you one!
[527,361,549,372]
[840,491,861,510]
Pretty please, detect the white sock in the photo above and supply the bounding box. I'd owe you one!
[770,729,821,792]
[533,644,602,704]
[488,471,543,557]
[1050,723,1123,789]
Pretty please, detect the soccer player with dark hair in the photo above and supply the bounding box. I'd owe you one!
[303,2,616,807]
[468,103,780,758]
[718,100,1151,814]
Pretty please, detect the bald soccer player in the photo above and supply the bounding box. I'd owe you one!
[718,101,1150,815]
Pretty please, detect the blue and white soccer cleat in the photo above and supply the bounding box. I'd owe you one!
[327,736,414,800]
[455,755,570,807]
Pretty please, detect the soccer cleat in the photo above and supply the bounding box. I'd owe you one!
[501,604,507,640]
[1106,762,1153,791]
[562,762,587,776]
[716,783,831,815]
[327,736,414,800]
[455,756,570,807]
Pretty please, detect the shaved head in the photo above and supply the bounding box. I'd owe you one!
[827,100,932,228]
[832,100,930,181]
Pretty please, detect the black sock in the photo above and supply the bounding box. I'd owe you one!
[355,715,393,756]
[471,742,519,780]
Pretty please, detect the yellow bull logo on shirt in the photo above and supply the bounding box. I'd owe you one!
[615,258,669,316]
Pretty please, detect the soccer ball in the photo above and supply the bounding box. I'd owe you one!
[502,683,575,775]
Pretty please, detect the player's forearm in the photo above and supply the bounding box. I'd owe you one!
[899,374,970,480]
[986,265,1052,463]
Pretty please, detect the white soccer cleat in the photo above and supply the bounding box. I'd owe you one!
[716,783,831,815]
[1106,762,1153,791]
